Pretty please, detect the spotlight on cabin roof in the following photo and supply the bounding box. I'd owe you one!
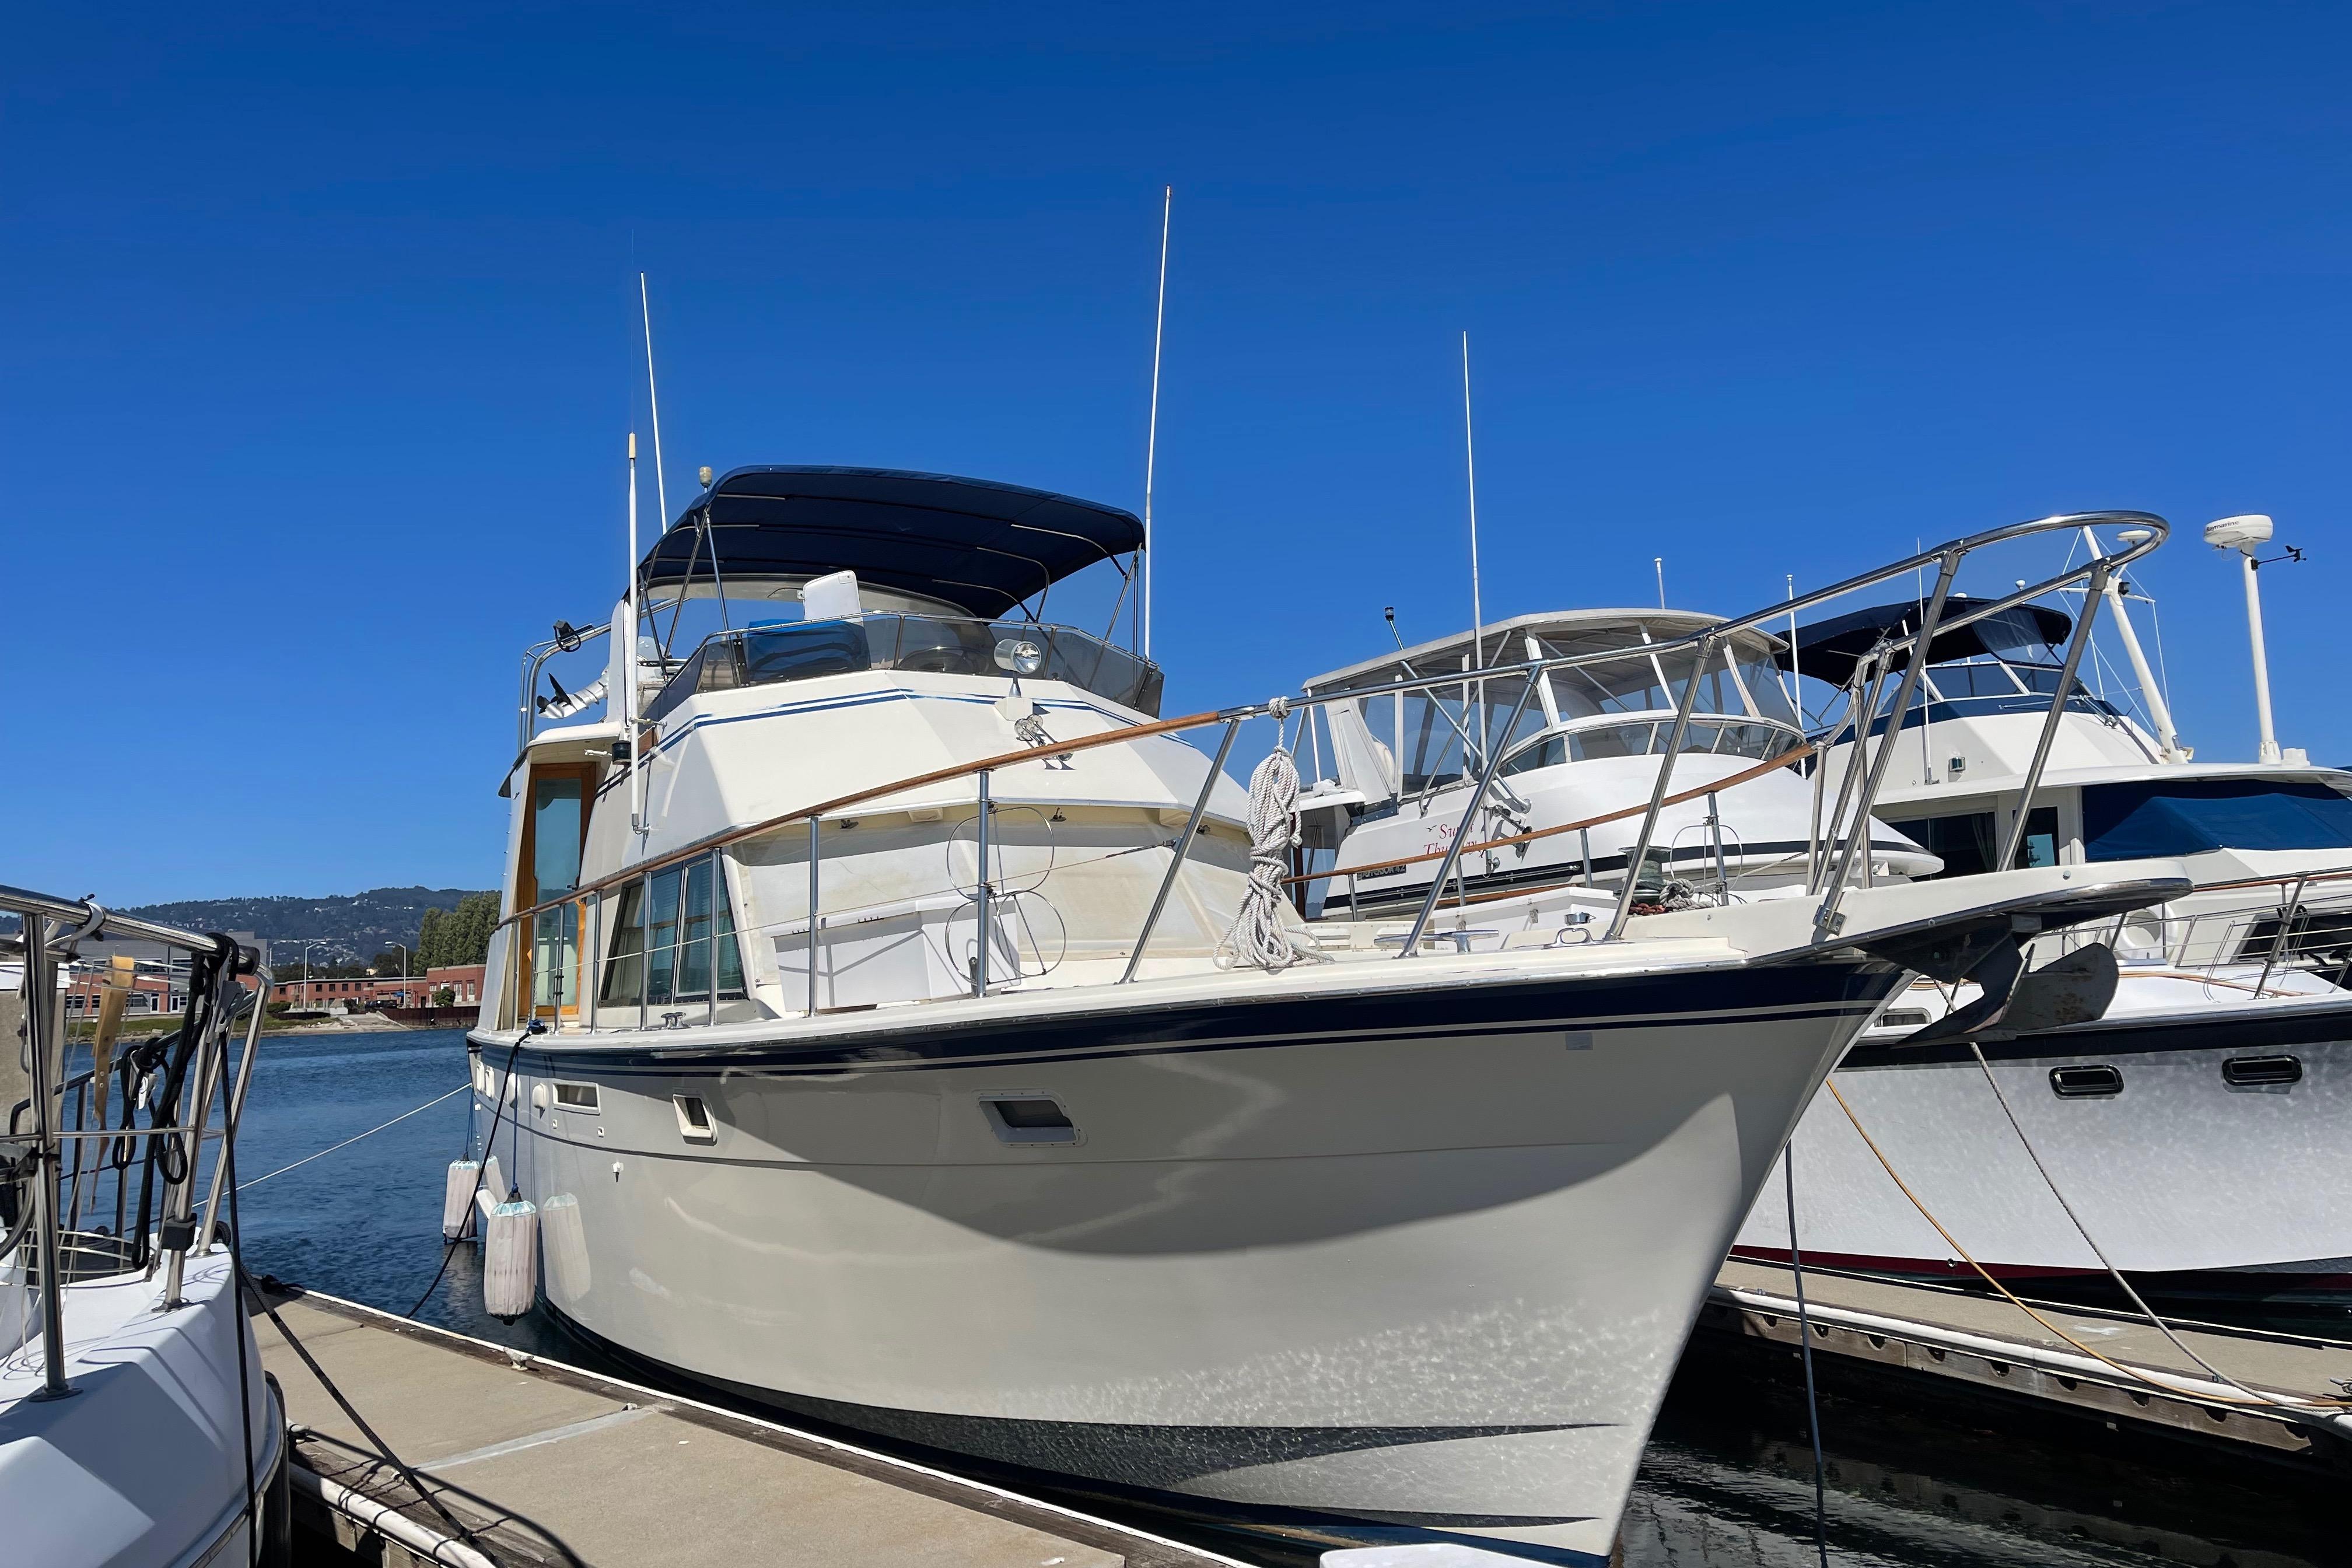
[2204,514,2273,554]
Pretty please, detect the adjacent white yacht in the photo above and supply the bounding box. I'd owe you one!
[1732,558,2352,1307]
[468,474,2182,1563]
[1,887,289,1567]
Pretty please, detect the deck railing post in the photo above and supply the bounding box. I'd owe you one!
[198,968,270,1251]
[1816,554,1961,943]
[2256,874,2308,996]
[1604,635,1721,942]
[161,946,235,1308]
[22,914,72,1399]
[1811,653,1889,896]
[1399,675,1538,956]
[1997,559,2109,870]
[974,773,993,997]
[1122,719,1241,983]
[807,816,822,1016]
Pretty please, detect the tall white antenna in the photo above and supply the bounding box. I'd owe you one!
[1654,558,1666,608]
[1142,186,1171,659]
[639,274,670,536]
[1461,332,1484,670]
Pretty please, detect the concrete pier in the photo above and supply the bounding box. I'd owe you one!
[253,1284,1248,1568]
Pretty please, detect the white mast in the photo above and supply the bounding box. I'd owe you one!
[1142,186,1171,659]
[639,274,670,539]
[1461,332,1483,668]
[627,432,646,833]
[2206,514,2283,763]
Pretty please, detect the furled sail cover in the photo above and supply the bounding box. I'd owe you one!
[639,466,1144,620]
[1779,597,2074,687]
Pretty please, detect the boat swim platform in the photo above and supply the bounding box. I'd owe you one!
[1702,1259,2352,1466]
[250,1283,1250,1568]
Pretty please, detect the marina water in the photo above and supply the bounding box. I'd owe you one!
[228,1028,2325,1568]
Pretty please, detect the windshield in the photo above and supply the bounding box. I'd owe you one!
[2082,779,2352,861]
[645,614,1162,723]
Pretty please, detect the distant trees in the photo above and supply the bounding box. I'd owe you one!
[419,892,499,970]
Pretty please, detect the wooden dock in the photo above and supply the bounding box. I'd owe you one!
[251,1285,1250,1568]
[1703,1258,2352,1465]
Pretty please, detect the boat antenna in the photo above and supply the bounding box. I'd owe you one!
[1142,185,1171,660]
[1655,557,1666,608]
[640,274,671,538]
[1461,332,1483,671]
[1385,606,1406,653]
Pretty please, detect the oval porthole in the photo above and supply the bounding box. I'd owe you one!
[2050,1064,2122,1098]
[2222,1054,2301,1088]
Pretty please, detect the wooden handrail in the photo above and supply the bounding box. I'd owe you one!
[501,701,1245,931]
[1286,743,1818,887]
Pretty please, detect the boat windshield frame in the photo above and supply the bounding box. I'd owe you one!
[643,611,1165,723]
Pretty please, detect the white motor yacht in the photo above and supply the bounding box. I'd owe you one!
[1730,547,2352,1307]
[1,887,289,1567]
[467,473,2181,1564]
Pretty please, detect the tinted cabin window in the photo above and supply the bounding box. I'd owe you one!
[2012,806,2060,869]
[1897,812,1999,881]
[741,620,871,685]
[2082,779,2352,861]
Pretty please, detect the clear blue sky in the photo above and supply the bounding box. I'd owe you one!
[6,1,2347,903]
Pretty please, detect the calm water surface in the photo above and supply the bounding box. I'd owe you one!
[224,1029,2330,1568]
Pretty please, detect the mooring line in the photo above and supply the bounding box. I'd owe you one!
[236,1085,468,1192]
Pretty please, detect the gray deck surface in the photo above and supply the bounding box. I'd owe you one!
[1718,1258,2352,1399]
[254,1288,1241,1568]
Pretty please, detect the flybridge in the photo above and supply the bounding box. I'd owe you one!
[638,466,1147,622]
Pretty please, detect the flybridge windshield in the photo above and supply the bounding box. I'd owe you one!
[643,614,1163,723]
[2082,778,2352,861]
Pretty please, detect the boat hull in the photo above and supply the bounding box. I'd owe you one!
[1736,990,2352,1305]
[475,958,1896,1562]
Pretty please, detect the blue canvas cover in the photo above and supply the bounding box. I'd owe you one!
[2081,778,2352,860]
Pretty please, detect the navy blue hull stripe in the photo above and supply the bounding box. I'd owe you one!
[496,963,1900,1074]
[1842,993,2352,1068]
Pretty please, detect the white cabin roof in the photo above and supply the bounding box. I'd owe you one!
[1303,608,1786,693]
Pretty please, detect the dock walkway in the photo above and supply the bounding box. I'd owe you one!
[253,1286,1247,1568]
[1705,1259,2352,1462]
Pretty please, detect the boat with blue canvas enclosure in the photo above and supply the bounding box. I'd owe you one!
[1734,524,2352,1310]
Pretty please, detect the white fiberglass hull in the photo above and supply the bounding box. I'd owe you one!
[1737,974,2352,1298]
[473,951,1898,1563]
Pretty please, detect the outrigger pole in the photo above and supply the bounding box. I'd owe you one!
[1142,185,1171,660]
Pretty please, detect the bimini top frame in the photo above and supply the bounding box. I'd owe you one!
[498,510,2168,998]
[640,466,1146,624]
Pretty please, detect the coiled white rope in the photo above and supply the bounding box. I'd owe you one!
[1219,702,1328,971]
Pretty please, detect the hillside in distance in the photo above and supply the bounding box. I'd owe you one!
[118,886,493,965]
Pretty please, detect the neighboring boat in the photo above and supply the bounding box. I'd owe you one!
[0,886,290,1567]
[467,474,2180,1564]
[1731,541,2352,1309]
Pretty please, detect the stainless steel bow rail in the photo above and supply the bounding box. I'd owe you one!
[492,511,2166,1023]
[1,883,262,1399]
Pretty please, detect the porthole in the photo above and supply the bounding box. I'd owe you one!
[1880,1009,1932,1028]
[554,1082,601,1112]
[2222,1054,2301,1088]
[979,1093,1079,1146]
[672,1094,716,1143]
[2049,1065,2122,1098]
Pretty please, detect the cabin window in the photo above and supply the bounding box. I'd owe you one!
[2081,779,2352,862]
[529,775,584,1013]
[554,1081,600,1111]
[598,855,747,1013]
[2011,806,2060,869]
[1892,811,2000,881]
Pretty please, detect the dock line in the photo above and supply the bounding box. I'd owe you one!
[1824,1076,2352,1423]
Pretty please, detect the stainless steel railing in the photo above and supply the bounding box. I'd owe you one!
[1,886,258,1399]
[490,510,2168,1026]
